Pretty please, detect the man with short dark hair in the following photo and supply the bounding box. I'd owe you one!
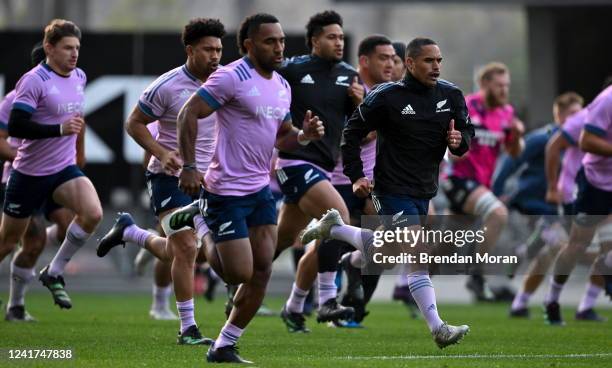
[391,41,407,81]
[96,18,225,344]
[275,10,363,333]
[332,34,395,324]
[167,13,323,363]
[303,37,473,348]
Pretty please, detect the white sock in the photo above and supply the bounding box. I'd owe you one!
[214,321,244,349]
[122,224,151,248]
[350,250,364,268]
[544,277,564,305]
[152,284,172,311]
[44,224,60,248]
[8,263,35,308]
[194,215,210,239]
[285,283,308,313]
[48,221,90,277]
[408,270,443,332]
[318,271,337,306]
[330,225,372,254]
[395,264,410,287]
[605,250,612,268]
[577,283,602,313]
[176,299,196,334]
[511,291,532,311]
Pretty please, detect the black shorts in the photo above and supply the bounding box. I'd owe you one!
[3,165,82,218]
[441,176,480,214]
[276,164,329,204]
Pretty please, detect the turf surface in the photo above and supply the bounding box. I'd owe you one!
[0,292,610,367]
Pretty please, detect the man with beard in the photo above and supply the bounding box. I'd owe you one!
[442,62,525,301]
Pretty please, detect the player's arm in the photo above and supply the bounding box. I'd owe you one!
[0,127,16,161]
[579,129,612,156]
[125,106,180,173]
[8,108,82,139]
[492,133,539,197]
[545,131,572,203]
[504,117,525,158]
[448,89,474,157]
[342,94,381,197]
[275,110,324,152]
[76,122,86,168]
[176,92,216,195]
[9,75,82,139]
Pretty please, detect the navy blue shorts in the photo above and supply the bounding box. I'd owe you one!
[276,164,329,204]
[200,186,277,243]
[146,171,198,216]
[3,165,83,218]
[371,192,429,229]
[335,184,367,215]
[574,168,612,216]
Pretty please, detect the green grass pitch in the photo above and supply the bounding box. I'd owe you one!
[1,292,610,367]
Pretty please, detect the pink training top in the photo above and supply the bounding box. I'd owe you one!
[197,57,292,196]
[582,85,612,192]
[558,108,588,204]
[11,63,86,176]
[332,83,375,185]
[0,90,21,184]
[138,65,216,176]
[450,92,514,188]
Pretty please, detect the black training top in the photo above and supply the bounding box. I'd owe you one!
[342,72,475,199]
[278,54,359,172]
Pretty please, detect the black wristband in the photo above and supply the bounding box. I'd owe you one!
[182,163,197,170]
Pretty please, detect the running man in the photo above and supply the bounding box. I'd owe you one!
[302,37,473,348]
[0,19,102,311]
[166,13,323,363]
[1,42,78,321]
[443,62,525,301]
[543,84,612,325]
[275,10,363,333]
[96,18,225,343]
[332,34,395,324]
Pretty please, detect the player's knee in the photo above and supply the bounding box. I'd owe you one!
[490,205,508,224]
[225,269,252,285]
[474,192,506,223]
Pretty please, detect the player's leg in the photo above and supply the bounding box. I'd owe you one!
[295,179,354,323]
[462,185,507,301]
[575,221,612,321]
[44,207,73,248]
[544,169,611,325]
[5,215,46,321]
[149,258,177,320]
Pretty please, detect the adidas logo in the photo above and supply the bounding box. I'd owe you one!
[300,74,314,84]
[401,104,415,115]
[247,86,260,96]
[179,89,192,98]
[49,85,60,95]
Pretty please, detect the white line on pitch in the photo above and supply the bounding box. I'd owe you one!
[336,353,612,360]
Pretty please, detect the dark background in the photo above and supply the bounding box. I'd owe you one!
[0,32,351,203]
